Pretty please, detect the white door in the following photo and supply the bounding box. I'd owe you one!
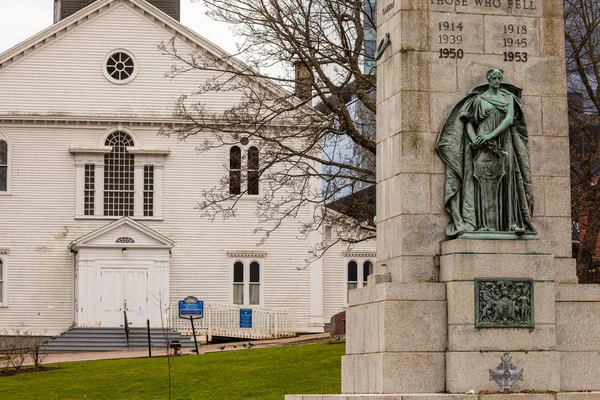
[101,268,148,327]
[123,268,148,327]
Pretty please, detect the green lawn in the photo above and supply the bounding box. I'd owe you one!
[0,341,344,400]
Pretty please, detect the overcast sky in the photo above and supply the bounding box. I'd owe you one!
[0,0,237,54]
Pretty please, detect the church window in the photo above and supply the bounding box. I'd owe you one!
[346,259,373,304]
[104,132,135,217]
[229,145,260,195]
[115,237,135,244]
[249,261,261,305]
[84,164,95,216]
[363,261,373,286]
[72,127,167,219]
[104,51,136,84]
[0,139,7,192]
[144,165,154,217]
[323,225,333,241]
[232,260,262,306]
[0,258,4,305]
[229,146,241,195]
[233,261,244,305]
[347,261,358,293]
[248,146,259,195]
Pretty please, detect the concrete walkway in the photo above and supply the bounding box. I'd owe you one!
[18,333,332,366]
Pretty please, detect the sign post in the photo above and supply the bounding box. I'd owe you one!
[178,296,204,354]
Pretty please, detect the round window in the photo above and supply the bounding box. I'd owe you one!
[103,50,137,84]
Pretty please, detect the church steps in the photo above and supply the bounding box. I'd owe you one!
[40,327,194,353]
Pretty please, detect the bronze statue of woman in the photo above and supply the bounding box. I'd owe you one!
[436,68,536,237]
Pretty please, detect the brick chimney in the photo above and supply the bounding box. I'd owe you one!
[54,0,180,23]
[294,60,312,102]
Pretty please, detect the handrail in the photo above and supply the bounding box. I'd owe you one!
[123,311,130,349]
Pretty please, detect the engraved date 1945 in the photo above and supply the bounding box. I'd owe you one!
[502,24,528,63]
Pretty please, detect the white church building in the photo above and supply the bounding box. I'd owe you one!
[0,0,375,336]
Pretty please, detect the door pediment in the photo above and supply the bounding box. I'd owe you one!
[69,217,174,250]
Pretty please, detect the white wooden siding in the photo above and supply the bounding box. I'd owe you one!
[0,2,376,335]
[0,3,243,119]
[0,123,376,334]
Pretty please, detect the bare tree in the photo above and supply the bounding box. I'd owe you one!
[159,0,376,258]
[565,0,600,281]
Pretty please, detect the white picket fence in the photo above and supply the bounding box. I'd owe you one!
[169,302,297,341]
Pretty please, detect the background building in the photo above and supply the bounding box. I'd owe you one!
[0,0,375,337]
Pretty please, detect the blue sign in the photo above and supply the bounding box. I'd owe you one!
[178,296,204,319]
[240,308,253,328]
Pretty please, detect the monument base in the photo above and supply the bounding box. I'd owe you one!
[286,394,600,399]
[308,239,600,398]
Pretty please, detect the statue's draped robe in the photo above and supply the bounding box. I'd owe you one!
[436,84,535,237]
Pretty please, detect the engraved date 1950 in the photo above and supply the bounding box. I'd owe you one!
[438,20,464,60]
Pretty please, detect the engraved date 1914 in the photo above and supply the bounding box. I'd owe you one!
[438,20,464,59]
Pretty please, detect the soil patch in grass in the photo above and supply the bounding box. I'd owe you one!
[0,366,60,377]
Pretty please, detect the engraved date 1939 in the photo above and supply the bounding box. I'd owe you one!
[438,20,464,59]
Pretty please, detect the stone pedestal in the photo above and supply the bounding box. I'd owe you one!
[556,284,600,391]
[441,239,559,393]
[343,282,447,393]
[338,238,600,396]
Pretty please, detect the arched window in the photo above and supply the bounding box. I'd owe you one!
[363,261,373,286]
[104,132,135,216]
[0,258,4,304]
[249,261,260,305]
[347,261,358,294]
[229,146,241,195]
[346,259,373,303]
[0,139,7,192]
[233,261,244,305]
[247,146,259,195]
[232,260,262,306]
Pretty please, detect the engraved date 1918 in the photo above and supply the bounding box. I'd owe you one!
[502,24,528,62]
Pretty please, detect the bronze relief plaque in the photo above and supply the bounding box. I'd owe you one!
[475,278,534,329]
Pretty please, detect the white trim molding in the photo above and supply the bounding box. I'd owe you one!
[343,251,376,258]
[226,250,267,259]
[70,217,174,251]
